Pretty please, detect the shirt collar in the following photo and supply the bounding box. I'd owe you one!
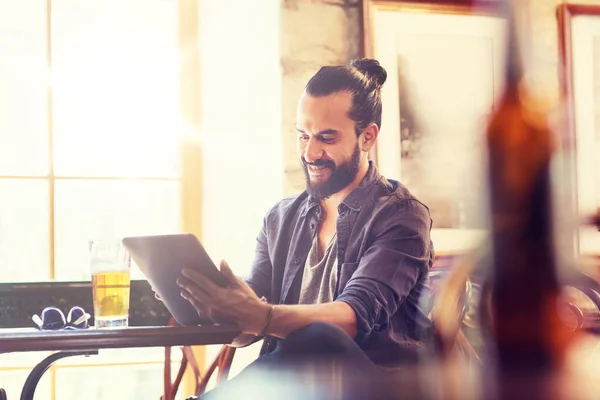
[339,161,380,212]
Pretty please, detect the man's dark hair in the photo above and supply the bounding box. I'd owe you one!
[305,58,388,136]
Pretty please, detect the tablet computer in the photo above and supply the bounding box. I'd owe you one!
[122,233,228,326]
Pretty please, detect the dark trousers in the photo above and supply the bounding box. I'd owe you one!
[195,322,425,400]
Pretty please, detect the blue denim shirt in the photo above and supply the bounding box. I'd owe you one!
[246,162,435,366]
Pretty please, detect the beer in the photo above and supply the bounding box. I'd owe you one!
[89,240,131,328]
[92,271,131,328]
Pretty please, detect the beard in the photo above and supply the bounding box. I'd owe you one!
[302,145,361,200]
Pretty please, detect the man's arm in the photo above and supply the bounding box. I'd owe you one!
[265,301,357,339]
[230,302,356,346]
[178,264,357,340]
[335,199,432,343]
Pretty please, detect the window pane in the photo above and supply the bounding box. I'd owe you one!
[51,0,179,178]
[0,368,52,400]
[0,351,52,368]
[0,0,49,176]
[55,364,185,400]
[58,347,182,366]
[54,179,180,281]
[0,180,50,282]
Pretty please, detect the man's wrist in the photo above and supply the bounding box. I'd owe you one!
[257,304,274,337]
[243,301,272,336]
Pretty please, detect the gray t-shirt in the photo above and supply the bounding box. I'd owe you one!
[298,233,338,305]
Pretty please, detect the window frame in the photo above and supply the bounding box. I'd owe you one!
[0,0,203,397]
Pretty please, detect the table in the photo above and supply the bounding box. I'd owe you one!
[0,325,240,400]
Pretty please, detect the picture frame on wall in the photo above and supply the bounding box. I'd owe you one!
[558,4,600,256]
[362,0,506,254]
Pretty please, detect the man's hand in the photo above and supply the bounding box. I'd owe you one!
[176,260,271,336]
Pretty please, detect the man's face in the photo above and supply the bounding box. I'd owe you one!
[296,91,363,200]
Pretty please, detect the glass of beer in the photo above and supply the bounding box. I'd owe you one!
[89,240,131,328]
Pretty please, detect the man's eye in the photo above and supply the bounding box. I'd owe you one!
[320,137,335,144]
[299,135,309,142]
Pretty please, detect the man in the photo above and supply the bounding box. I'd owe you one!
[177,58,434,398]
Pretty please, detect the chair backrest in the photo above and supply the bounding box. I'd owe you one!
[429,252,479,361]
[430,250,600,366]
[162,318,237,400]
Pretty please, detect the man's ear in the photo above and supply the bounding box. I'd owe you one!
[361,123,379,153]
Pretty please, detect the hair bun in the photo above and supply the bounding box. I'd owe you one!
[350,58,387,89]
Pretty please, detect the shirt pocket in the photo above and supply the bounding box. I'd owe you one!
[337,262,359,293]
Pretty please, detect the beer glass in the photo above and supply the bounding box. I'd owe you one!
[89,240,131,328]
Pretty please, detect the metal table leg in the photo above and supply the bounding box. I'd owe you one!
[20,350,98,400]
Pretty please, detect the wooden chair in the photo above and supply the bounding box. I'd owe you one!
[430,253,481,364]
[432,249,600,366]
[161,318,236,400]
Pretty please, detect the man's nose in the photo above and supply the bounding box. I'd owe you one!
[303,137,324,163]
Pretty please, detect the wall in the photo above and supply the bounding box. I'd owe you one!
[194,0,283,381]
[197,0,282,276]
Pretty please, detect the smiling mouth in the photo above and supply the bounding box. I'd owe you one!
[307,165,328,172]
[306,165,332,177]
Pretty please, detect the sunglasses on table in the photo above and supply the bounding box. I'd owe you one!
[32,306,91,331]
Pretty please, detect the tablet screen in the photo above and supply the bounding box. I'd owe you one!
[122,233,227,325]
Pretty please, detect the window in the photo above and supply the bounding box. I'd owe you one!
[0,0,188,398]
[0,0,181,283]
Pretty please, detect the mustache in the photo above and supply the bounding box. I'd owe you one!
[301,157,335,169]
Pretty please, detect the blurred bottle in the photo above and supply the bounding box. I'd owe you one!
[484,0,574,375]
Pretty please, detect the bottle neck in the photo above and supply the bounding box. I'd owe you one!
[503,0,526,90]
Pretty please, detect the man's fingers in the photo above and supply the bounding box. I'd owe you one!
[206,307,236,325]
[181,288,208,311]
[219,260,238,286]
[180,268,221,294]
[181,290,231,323]
[182,290,210,318]
[180,280,211,304]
